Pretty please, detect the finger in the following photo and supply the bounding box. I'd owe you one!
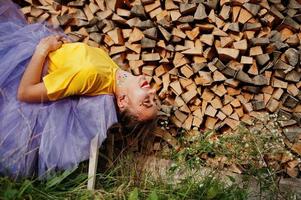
[54,36,63,44]
[61,37,71,43]
[57,40,63,46]
[50,34,59,39]
[54,34,63,41]
[54,34,62,38]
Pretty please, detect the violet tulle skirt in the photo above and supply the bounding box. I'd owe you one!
[0,0,118,178]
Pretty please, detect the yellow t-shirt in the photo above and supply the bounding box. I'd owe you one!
[43,43,119,101]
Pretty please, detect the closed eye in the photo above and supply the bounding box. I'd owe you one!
[141,96,153,108]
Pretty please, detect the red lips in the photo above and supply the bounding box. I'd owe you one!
[140,80,150,88]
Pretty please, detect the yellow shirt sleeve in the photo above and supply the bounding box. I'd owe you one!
[43,43,118,101]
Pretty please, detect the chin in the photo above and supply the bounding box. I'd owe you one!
[144,113,157,121]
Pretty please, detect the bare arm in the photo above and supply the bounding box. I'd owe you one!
[17,35,64,103]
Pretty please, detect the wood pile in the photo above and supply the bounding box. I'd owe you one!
[19,0,301,134]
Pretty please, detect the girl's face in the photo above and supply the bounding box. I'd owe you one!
[124,74,157,121]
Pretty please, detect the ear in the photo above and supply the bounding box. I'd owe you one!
[116,94,129,112]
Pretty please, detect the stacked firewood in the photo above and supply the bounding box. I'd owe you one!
[19,0,300,134]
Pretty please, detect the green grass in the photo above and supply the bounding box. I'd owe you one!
[171,124,289,169]
[0,153,296,200]
[1,120,299,200]
[0,154,248,200]
[164,122,299,200]
[94,153,248,200]
[0,168,93,200]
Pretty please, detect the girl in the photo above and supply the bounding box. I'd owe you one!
[0,0,157,178]
[18,35,157,123]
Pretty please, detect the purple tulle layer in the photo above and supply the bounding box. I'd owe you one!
[0,0,118,178]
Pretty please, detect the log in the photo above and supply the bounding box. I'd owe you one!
[142,53,160,61]
[219,5,230,20]
[252,100,265,111]
[21,0,301,135]
[233,39,248,51]
[143,27,158,40]
[284,48,299,67]
[182,90,197,103]
[200,34,214,46]
[57,14,72,25]
[272,78,288,89]
[283,95,299,109]
[195,72,213,86]
[170,10,181,21]
[205,105,217,117]
[165,0,178,10]
[217,111,227,120]
[216,48,240,60]
[186,27,200,40]
[174,110,187,123]
[256,54,270,66]
[205,117,218,130]
[141,38,156,48]
[181,47,203,55]
[128,28,144,43]
[241,56,253,64]
[158,25,171,41]
[180,3,197,15]
[107,28,124,45]
[109,46,126,55]
[180,65,194,78]
[194,3,207,20]
[249,46,263,56]
[243,3,260,16]
[224,118,239,130]
[238,8,253,24]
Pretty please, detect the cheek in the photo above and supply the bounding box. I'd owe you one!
[128,87,146,101]
[127,91,142,112]
[127,76,140,88]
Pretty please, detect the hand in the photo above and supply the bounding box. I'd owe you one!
[36,35,67,55]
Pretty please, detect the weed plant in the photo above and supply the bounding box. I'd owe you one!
[167,123,299,200]
[0,119,299,200]
[0,153,248,200]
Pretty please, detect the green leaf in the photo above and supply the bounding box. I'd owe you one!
[147,190,158,200]
[18,180,33,198]
[227,175,236,183]
[4,188,18,200]
[207,185,219,199]
[128,187,139,200]
[46,168,76,189]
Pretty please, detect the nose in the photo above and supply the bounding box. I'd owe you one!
[140,74,146,80]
